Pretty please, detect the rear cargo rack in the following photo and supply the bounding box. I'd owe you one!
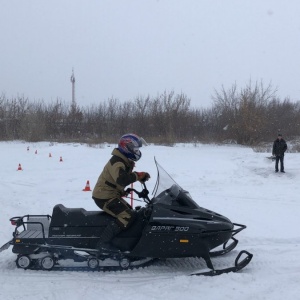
[10,215,51,243]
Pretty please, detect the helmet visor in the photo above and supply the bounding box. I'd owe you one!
[132,146,141,154]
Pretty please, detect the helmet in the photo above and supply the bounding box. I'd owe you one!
[118,133,143,161]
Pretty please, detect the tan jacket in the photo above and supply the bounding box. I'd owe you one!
[92,148,138,200]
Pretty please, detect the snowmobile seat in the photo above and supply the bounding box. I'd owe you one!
[50,204,114,227]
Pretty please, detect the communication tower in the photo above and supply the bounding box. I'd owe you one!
[70,69,76,105]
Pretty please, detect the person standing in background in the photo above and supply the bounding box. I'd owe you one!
[272,133,287,173]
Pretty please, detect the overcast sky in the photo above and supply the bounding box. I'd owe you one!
[1,0,300,108]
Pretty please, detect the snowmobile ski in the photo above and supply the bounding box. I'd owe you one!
[190,250,253,276]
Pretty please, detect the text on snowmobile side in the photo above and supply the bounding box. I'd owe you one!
[151,226,189,231]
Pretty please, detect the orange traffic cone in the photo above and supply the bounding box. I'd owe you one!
[17,163,23,171]
[49,153,52,158]
[82,180,92,191]
[59,156,63,162]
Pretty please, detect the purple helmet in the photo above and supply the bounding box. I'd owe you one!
[118,133,143,161]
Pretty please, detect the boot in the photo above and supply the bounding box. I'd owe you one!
[97,221,123,253]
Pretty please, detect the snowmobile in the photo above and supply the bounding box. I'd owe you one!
[266,155,276,161]
[0,160,253,276]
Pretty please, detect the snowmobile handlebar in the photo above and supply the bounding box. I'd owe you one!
[125,183,151,204]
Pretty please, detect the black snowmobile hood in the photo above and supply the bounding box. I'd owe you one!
[150,159,233,231]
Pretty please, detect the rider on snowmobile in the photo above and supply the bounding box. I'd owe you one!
[92,133,150,252]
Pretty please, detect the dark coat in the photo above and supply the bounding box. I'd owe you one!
[272,138,287,157]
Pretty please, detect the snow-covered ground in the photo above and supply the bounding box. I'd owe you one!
[0,141,299,300]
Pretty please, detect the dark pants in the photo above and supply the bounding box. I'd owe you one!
[92,196,135,229]
[275,155,284,172]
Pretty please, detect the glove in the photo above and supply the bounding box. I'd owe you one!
[135,172,150,183]
[122,189,130,197]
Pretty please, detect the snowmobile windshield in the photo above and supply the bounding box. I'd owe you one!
[152,159,199,209]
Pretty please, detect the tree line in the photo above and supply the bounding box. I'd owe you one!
[0,81,299,146]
